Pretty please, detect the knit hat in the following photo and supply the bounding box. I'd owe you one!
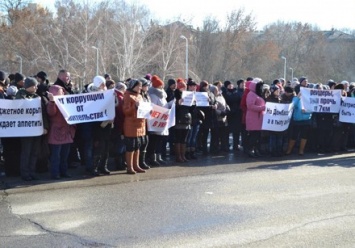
[299,77,307,85]
[24,77,38,88]
[176,78,184,84]
[14,73,25,83]
[167,78,176,87]
[224,80,232,88]
[145,74,152,81]
[128,78,141,90]
[139,77,150,87]
[6,85,18,96]
[93,75,106,88]
[284,86,294,94]
[104,73,111,80]
[116,81,127,91]
[36,71,47,81]
[187,79,197,86]
[177,81,187,90]
[151,75,164,88]
[0,70,6,81]
[270,84,280,94]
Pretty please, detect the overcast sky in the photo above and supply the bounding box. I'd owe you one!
[37,0,355,31]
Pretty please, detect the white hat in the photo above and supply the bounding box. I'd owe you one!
[93,75,106,88]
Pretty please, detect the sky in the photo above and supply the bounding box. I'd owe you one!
[36,0,355,31]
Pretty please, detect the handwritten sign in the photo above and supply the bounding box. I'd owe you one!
[300,88,341,113]
[0,98,44,137]
[54,90,115,124]
[262,102,293,131]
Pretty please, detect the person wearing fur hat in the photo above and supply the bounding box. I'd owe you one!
[47,85,76,179]
[146,75,172,166]
[123,79,146,174]
[245,78,265,158]
[15,77,49,181]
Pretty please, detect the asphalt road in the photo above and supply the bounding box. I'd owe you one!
[1,152,355,247]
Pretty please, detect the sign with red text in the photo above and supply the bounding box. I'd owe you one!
[147,103,172,132]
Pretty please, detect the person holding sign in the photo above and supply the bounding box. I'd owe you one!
[123,79,147,174]
[15,77,49,181]
[174,80,191,162]
[245,78,265,158]
[265,84,283,157]
[286,83,312,156]
[47,85,76,179]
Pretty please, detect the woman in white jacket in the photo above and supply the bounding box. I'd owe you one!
[146,75,173,166]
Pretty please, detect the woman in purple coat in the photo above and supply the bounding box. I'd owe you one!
[246,78,265,157]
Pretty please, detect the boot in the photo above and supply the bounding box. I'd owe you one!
[175,144,184,163]
[190,148,197,159]
[92,156,100,176]
[148,153,161,167]
[157,153,166,165]
[299,139,307,155]
[139,151,150,169]
[180,144,189,162]
[185,147,191,160]
[133,150,146,173]
[115,155,126,171]
[98,158,111,175]
[286,139,296,155]
[125,152,136,174]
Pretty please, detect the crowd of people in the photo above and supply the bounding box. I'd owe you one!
[0,69,354,181]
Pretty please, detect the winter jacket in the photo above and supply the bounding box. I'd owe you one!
[47,85,76,144]
[148,87,171,135]
[174,89,191,129]
[15,88,49,132]
[292,96,312,122]
[123,89,146,137]
[114,89,125,134]
[245,82,265,131]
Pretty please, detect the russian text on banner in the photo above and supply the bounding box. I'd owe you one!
[300,88,342,113]
[0,98,44,137]
[262,102,293,131]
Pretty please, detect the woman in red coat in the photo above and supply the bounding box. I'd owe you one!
[123,79,146,174]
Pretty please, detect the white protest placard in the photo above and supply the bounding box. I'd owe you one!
[181,91,194,106]
[0,98,44,137]
[300,88,341,113]
[262,102,293,131]
[54,89,115,125]
[195,92,209,107]
[167,102,176,128]
[137,101,153,118]
[147,103,171,132]
[339,97,355,123]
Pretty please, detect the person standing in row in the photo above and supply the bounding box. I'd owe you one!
[15,77,49,181]
[47,85,76,179]
[123,79,146,174]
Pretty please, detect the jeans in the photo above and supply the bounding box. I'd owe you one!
[186,123,200,149]
[50,143,71,177]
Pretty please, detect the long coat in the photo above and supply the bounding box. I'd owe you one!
[123,89,146,137]
[245,82,265,131]
[47,85,76,145]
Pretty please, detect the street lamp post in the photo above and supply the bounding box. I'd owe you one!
[281,56,286,82]
[92,46,99,75]
[180,35,188,80]
[290,67,293,82]
[16,55,22,74]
